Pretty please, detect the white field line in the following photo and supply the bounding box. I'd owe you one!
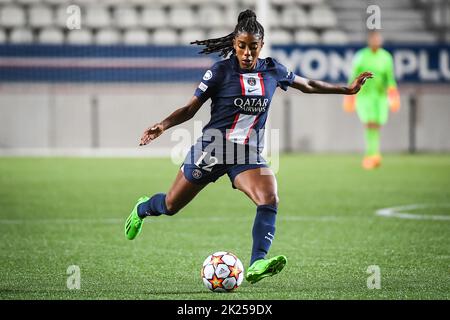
[376,204,450,221]
[2,204,449,224]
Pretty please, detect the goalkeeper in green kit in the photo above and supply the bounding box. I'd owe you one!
[343,31,400,169]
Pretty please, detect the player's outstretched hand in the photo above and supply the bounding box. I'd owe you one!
[347,71,373,95]
[139,123,164,146]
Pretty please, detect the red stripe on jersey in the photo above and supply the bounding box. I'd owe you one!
[239,74,245,96]
[258,73,265,96]
[244,115,260,144]
[226,113,241,140]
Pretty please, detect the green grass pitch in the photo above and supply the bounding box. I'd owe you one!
[0,154,449,300]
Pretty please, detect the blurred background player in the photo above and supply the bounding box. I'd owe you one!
[343,31,401,170]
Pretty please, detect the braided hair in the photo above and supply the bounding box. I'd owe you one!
[190,9,264,58]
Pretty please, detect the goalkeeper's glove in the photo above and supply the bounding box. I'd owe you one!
[343,95,356,112]
[388,87,400,112]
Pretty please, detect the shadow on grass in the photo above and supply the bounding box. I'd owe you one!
[147,290,208,295]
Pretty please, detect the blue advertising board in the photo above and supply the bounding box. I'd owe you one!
[0,44,448,83]
[272,44,450,84]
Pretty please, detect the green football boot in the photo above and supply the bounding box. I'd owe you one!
[245,255,287,284]
[125,196,149,240]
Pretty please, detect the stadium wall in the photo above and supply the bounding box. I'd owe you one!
[0,44,449,156]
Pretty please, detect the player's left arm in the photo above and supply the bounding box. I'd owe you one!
[342,52,362,112]
[386,54,400,112]
[290,72,373,95]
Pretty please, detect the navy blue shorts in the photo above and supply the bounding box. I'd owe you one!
[181,138,268,189]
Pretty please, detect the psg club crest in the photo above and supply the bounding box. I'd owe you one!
[240,73,265,96]
[247,77,257,86]
[192,169,203,179]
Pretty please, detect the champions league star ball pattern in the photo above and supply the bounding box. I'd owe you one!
[201,251,244,292]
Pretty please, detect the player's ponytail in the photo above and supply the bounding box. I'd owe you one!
[190,9,265,58]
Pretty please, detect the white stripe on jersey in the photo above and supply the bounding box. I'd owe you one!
[240,73,265,96]
[226,113,260,144]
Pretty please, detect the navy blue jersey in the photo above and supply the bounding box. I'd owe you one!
[194,55,295,152]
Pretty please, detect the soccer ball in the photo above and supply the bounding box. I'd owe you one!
[201,251,244,292]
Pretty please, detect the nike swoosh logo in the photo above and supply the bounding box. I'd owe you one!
[248,88,259,93]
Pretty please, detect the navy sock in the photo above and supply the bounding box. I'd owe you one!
[137,193,170,218]
[250,204,277,266]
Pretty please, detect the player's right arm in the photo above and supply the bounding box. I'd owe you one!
[139,96,203,146]
[140,62,222,146]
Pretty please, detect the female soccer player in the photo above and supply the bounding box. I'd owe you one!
[125,10,372,284]
[343,31,400,169]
